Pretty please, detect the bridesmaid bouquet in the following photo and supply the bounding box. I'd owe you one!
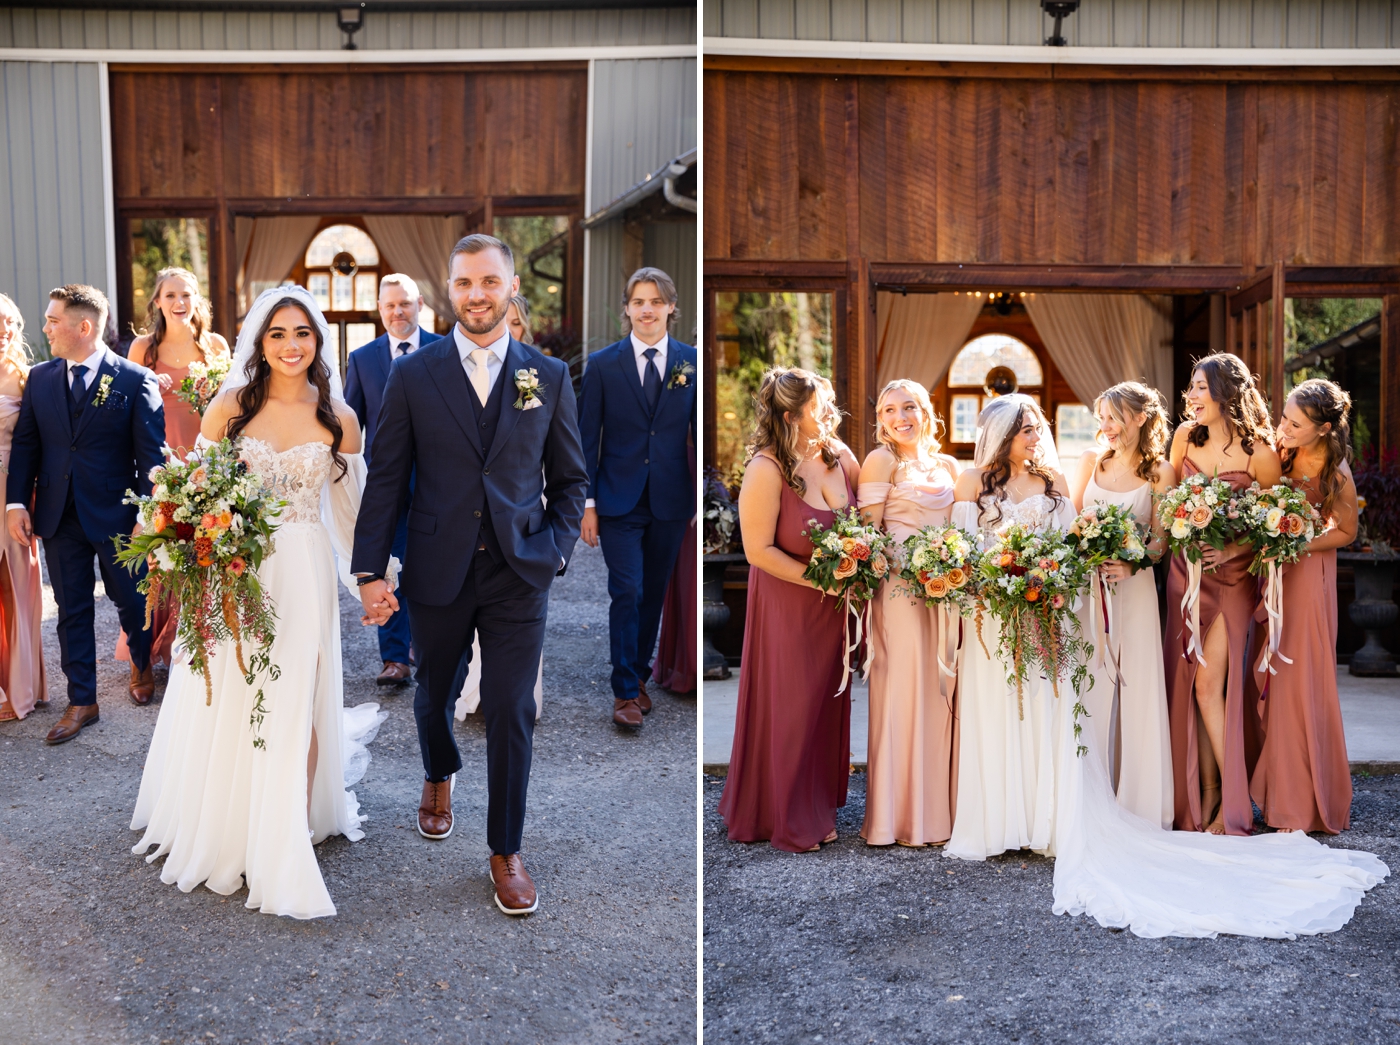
[1244,482,1322,676]
[899,525,980,613]
[115,439,285,746]
[803,507,895,696]
[976,524,1094,750]
[1068,502,1148,569]
[175,355,232,416]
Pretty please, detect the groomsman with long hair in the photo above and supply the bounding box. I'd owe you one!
[578,268,697,728]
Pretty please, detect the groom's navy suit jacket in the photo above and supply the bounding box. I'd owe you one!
[351,334,589,604]
[343,327,444,462]
[6,348,164,543]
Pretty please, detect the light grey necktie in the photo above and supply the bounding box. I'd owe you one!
[469,348,493,405]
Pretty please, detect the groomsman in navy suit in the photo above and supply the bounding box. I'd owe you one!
[6,285,164,743]
[579,267,697,728]
[344,273,444,685]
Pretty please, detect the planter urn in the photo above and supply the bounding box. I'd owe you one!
[702,552,746,680]
[1339,550,1399,677]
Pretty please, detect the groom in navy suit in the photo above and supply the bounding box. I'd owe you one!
[6,285,164,743]
[344,273,444,685]
[578,267,696,729]
[352,235,587,916]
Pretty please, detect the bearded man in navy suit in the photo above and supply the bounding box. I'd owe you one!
[344,273,444,685]
[578,268,697,729]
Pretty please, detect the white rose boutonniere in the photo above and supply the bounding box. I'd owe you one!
[92,373,115,408]
[667,360,696,390]
[513,367,544,410]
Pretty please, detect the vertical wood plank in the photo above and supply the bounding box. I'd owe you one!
[1270,260,1284,415]
[1382,294,1400,456]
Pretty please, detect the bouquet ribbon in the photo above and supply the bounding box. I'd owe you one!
[1090,570,1123,695]
[835,590,874,698]
[935,605,961,708]
[1180,557,1207,666]
[1255,560,1293,677]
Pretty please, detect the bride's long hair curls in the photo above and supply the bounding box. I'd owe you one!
[975,395,1061,525]
[226,296,347,481]
[746,366,840,496]
[1183,352,1274,455]
[873,379,942,461]
[1283,378,1352,515]
[1095,381,1169,483]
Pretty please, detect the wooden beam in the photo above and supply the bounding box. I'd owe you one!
[871,263,1246,292]
[1383,295,1400,459]
[702,261,851,281]
[1270,260,1286,417]
[1227,265,1276,314]
[703,289,717,469]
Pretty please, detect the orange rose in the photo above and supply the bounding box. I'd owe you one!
[851,542,871,561]
[840,537,857,554]
[150,512,167,533]
[946,567,967,588]
[1189,505,1213,529]
[925,575,951,599]
[1285,513,1306,537]
[998,552,1015,567]
[917,570,932,584]
[870,553,888,578]
[833,555,858,580]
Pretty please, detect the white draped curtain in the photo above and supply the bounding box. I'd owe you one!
[1023,293,1174,405]
[875,291,985,393]
[362,215,465,322]
[240,216,321,318]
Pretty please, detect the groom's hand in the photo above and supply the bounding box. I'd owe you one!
[6,507,32,547]
[580,505,599,548]
[358,578,399,626]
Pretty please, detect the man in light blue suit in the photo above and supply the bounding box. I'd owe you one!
[578,268,697,729]
[344,273,443,685]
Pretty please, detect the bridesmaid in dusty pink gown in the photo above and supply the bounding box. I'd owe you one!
[0,294,47,721]
[1165,355,1282,836]
[1247,379,1357,833]
[857,380,960,847]
[719,368,859,853]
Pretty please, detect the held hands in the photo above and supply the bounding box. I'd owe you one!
[580,505,599,548]
[358,578,400,627]
[6,507,31,547]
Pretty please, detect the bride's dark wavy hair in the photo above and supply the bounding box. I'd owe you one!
[226,297,347,481]
[978,401,1062,525]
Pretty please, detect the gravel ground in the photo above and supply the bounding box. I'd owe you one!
[703,771,1400,1045]
[0,542,697,1045]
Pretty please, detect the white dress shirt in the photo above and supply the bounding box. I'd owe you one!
[7,346,108,513]
[389,326,422,358]
[453,324,510,400]
[630,331,668,384]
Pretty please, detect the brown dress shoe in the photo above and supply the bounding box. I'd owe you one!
[490,853,538,915]
[129,664,155,706]
[417,775,454,839]
[377,661,412,685]
[45,704,99,745]
[613,697,643,728]
[636,683,653,715]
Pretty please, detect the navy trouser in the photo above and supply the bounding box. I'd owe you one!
[43,503,151,706]
[376,508,413,664]
[598,498,688,702]
[408,551,548,856]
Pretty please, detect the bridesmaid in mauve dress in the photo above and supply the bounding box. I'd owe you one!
[120,268,231,668]
[1247,379,1357,833]
[0,294,47,721]
[1164,354,1282,836]
[651,516,696,694]
[857,380,960,847]
[719,368,859,852]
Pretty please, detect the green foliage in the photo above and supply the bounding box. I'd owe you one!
[493,215,567,329]
[129,218,210,333]
[1284,297,1382,387]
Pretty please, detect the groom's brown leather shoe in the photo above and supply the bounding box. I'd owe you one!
[417,776,454,839]
[613,698,643,728]
[377,661,412,685]
[636,683,652,715]
[45,704,99,745]
[490,853,538,915]
[129,664,155,706]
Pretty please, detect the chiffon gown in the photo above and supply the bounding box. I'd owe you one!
[1247,473,1352,833]
[1079,472,1173,828]
[131,437,386,919]
[718,476,853,852]
[858,464,958,846]
[0,393,46,721]
[946,492,1079,860]
[1163,459,1264,836]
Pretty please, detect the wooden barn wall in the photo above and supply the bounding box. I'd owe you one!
[110,69,587,203]
[704,69,1400,267]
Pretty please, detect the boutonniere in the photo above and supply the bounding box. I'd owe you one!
[513,368,544,411]
[667,360,695,390]
[92,373,115,408]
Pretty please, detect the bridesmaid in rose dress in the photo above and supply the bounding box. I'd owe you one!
[121,268,230,667]
[0,294,47,721]
[1165,354,1281,836]
[719,368,859,852]
[1247,379,1357,833]
[857,380,960,847]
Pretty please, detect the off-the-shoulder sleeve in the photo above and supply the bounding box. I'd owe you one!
[950,500,982,536]
[857,481,892,510]
[1051,494,1080,533]
[322,452,400,596]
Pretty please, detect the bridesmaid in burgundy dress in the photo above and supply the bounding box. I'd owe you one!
[1248,379,1357,833]
[719,368,859,852]
[1165,354,1281,836]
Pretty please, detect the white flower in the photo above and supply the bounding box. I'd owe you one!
[1204,489,1218,505]
[1264,507,1284,535]
[1171,518,1193,541]
[153,544,174,571]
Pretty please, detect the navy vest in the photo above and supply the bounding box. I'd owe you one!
[466,363,508,561]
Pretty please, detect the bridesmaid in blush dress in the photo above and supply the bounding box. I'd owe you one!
[857,380,960,847]
[1247,379,1357,833]
[1165,354,1281,836]
[719,368,859,853]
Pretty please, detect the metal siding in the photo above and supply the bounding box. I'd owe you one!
[586,220,627,351]
[868,0,903,41]
[1149,0,1186,43]
[1253,0,1287,43]
[760,0,798,38]
[904,0,938,42]
[1007,1,1042,43]
[939,0,976,42]
[831,0,866,39]
[1357,0,1391,44]
[972,0,1010,43]
[644,220,698,344]
[1324,0,1358,41]
[1288,0,1325,43]
[591,57,697,210]
[1115,0,1151,44]
[1181,0,1219,44]
[795,0,834,37]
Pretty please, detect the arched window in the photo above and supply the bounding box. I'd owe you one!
[301,223,383,370]
[946,334,1045,444]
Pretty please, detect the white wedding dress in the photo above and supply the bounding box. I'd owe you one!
[130,436,387,920]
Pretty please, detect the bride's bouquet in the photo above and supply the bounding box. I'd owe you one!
[899,524,980,613]
[976,524,1094,749]
[115,439,284,746]
[1068,502,1148,570]
[802,507,894,696]
[175,355,232,416]
[1243,482,1322,676]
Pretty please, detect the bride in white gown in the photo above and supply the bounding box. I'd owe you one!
[947,395,1388,938]
[131,286,389,920]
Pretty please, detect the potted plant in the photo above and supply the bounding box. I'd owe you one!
[702,467,744,680]
[1340,447,1400,675]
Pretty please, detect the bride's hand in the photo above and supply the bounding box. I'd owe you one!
[358,578,399,626]
[1098,560,1132,584]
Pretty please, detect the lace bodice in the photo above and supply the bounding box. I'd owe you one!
[952,493,1076,549]
[240,437,333,524]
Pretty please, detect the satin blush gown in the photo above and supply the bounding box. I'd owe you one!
[0,393,47,720]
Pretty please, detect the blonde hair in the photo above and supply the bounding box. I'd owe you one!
[746,366,840,496]
[140,268,216,369]
[874,379,942,461]
[1284,378,1352,515]
[508,294,534,345]
[0,294,31,376]
[1094,381,1169,484]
